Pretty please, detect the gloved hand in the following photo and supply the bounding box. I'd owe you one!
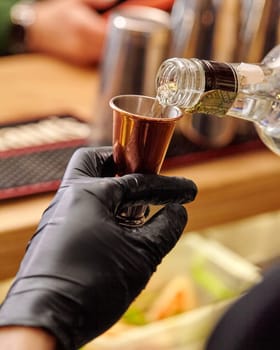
[0,147,197,350]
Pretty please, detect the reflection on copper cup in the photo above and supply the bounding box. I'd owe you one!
[110,94,182,227]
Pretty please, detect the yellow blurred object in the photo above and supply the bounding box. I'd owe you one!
[0,278,13,303]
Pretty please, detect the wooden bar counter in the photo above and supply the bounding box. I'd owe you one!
[1,54,280,280]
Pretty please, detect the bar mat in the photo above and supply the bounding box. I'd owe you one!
[0,115,264,200]
[0,115,90,200]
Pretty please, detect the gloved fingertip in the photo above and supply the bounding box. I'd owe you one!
[142,203,188,260]
[147,203,188,241]
[165,203,188,233]
[188,180,198,202]
[178,178,198,204]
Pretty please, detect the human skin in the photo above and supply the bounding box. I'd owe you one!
[0,326,56,350]
[25,0,118,65]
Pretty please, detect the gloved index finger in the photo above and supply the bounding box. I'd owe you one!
[62,146,115,180]
[116,173,197,207]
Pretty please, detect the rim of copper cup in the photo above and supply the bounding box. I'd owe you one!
[109,94,182,121]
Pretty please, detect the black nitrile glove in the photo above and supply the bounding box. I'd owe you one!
[0,147,197,350]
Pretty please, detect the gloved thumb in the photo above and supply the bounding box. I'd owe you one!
[139,203,188,264]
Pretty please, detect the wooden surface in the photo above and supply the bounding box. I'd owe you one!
[1,54,280,280]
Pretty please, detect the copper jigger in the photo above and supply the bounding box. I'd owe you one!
[110,94,182,227]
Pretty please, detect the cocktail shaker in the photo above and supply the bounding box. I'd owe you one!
[90,6,171,146]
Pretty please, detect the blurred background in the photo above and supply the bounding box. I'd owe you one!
[0,0,280,349]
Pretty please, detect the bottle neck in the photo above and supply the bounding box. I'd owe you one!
[155,58,205,108]
[155,45,280,156]
[155,58,275,117]
[201,60,238,93]
[155,58,239,111]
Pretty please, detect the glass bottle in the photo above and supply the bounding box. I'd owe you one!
[155,45,280,155]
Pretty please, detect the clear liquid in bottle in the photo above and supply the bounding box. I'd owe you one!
[155,45,280,155]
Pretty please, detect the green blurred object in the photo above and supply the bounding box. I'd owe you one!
[191,256,237,300]
[0,0,19,54]
[122,306,147,326]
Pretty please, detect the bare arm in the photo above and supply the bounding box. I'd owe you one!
[0,326,57,350]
